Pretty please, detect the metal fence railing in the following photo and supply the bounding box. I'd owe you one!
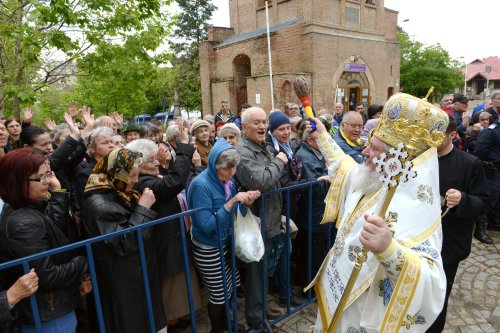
[0,180,335,333]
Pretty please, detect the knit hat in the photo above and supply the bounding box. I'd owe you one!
[269,111,290,133]
[190,119,211,135]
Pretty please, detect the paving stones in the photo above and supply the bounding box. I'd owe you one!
[178,231,499,332]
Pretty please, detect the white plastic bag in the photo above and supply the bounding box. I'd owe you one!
[234,206,265,263]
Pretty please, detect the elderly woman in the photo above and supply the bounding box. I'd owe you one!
[82,148,166,333]
[141,122,161,143]
[190,120,212,166]
[73,126,115,211]
[218,123,241,147]
[126,139,201,330]
[0,149,88,332]
[188,139,260,333]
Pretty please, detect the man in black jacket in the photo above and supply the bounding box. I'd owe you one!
[427,116,490,332]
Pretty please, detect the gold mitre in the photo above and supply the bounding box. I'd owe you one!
[373,93,449,158]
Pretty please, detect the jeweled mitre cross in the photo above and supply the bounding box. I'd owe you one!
[373,142,417,189]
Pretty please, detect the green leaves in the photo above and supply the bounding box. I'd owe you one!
[0,0,173,118]
[398,27,464,100]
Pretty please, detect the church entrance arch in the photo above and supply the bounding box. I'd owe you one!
[233,54,251,112]
[336,71,370,111]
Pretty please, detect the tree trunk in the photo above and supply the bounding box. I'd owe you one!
[13,0,24,120]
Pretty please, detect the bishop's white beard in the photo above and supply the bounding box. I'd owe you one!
[351,163,383,195]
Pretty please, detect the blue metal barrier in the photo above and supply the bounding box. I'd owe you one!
[0,208,205,333]
[223,179,335,333]
[0,179,334,333]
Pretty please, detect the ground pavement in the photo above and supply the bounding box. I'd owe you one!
[184,230,500,332]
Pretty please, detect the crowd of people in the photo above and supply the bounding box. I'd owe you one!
[0,90,497,333]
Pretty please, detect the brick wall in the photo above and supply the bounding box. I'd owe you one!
[201,0,400,115]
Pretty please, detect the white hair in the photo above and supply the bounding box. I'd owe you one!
[126,139,159,161]
[165,125,180,141]
[85,126,114,157]
[241,107,265,125]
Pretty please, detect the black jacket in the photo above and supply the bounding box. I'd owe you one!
[50,136,87,242]
[439,148,490,263]
[0,193,87,325]
[82,190,165,333]
[134,143,194,276]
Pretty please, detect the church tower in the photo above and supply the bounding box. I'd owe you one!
[199,0,400,115]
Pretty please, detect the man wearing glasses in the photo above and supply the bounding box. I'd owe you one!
[284,103,301,118]
[333,111,364,163]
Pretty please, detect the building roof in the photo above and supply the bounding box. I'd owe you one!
[464,56,500,81]
[216,17,303,48]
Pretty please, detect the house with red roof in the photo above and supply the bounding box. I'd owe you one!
[463,56,500,99]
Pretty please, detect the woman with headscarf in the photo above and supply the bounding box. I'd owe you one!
[188,139,260,333]
[126,139,202,331]
[82,148,166,333]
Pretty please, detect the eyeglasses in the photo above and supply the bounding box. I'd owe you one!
[479,117,490,121]
[344,123,363,130]
[29,171,52,183]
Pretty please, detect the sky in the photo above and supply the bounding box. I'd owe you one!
[209,0,499,64]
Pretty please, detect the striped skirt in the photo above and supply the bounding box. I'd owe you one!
[192,242,240,304]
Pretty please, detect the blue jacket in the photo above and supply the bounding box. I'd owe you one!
[333,130,364,164]
[452,108,467,134]
[188,139,236,247]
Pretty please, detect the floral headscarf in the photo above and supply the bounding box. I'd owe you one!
[84,148,143,206]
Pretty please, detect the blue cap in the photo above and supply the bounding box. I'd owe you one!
[269,111,290,133]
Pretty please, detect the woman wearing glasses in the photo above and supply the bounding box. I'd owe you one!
[0,148,88,333]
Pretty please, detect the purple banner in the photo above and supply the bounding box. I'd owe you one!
[344,63,366,72]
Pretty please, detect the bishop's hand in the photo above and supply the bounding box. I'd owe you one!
[360,213,392,254]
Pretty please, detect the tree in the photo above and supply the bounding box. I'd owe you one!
[167,0,216,113]
[398,27,464,100]
[73,22,171,119]
[0,0,172,119]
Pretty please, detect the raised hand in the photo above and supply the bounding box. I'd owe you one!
[64,112,80,138]
[110,112,124,129]
[23,107,33,121]
[67,101,79,119]
[157,146,171,168]
[43,118,57,131]
[306,118,326,135]
[192,149,201,167]
[81,106,94,129]
[177,117,189,143]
